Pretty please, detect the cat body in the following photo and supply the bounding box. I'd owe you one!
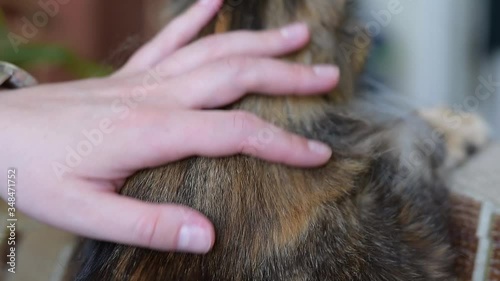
[74,1,463,280]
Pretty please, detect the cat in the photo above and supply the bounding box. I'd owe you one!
[71,0,489,280]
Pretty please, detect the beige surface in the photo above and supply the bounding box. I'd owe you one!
[451,144,500,205]
[5,226,76,281]
[0,204,77,281]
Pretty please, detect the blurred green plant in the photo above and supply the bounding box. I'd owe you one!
[0,10,113,78]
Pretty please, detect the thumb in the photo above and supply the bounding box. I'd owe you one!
[60,190,215,253]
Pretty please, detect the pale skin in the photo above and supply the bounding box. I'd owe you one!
[0,0,339,254]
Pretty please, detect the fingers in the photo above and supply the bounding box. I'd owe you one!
[119,0,222,75]
[170,58,339,108]
[158,23,310,77]
[60,190,215,253]
[128,110,332,169]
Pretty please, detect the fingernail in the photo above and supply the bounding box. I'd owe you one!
[308,140,332,156]
[313,65,339,77]
[178,224,212,253]
[280,23,308,40]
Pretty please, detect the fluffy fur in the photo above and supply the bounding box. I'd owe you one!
[71,1,464,280]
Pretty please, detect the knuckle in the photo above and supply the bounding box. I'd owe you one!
[289,134,306,151]
[133,209,162,248]
[231,110,260,135]
[289,63,307,78]
[239,138,259,156]
[225,57,258,89]
[267,131,299,161]
[288,64,307,92]
[224,56,251,72]
[200,34,225,53]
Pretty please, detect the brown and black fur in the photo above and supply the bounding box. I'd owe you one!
[72,0,460,280]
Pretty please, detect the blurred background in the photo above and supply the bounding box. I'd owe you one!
[364,0,499,138]
[0,0,498,280]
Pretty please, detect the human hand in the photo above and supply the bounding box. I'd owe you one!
[0,0,338,254]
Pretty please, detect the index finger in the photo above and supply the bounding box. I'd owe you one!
[119,0,223,75]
